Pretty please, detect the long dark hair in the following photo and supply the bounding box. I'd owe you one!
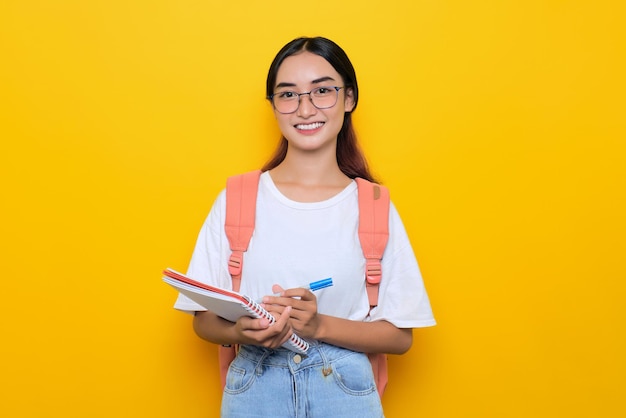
[261,37,376,182]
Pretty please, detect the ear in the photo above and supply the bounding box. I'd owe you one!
[344,88,355,112]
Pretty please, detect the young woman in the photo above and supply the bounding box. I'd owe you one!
[174,36,435,417]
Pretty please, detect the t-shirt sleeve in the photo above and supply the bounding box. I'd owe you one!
[367,202,436,328]
[172,190,233,314]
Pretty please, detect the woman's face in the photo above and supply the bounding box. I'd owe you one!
[271,51,354,153]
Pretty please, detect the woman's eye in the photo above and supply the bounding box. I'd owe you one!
[314,87,335,96]
[277,91,296,99]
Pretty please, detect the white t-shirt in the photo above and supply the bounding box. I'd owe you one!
[174,172,435,329]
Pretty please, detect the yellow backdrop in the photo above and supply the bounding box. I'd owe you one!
[1,1,624,417]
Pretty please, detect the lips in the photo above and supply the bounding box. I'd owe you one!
[294,122,325,131]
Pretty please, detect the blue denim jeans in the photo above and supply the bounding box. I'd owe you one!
[221,342,384,417]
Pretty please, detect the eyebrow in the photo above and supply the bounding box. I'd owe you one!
[275,76,336,90]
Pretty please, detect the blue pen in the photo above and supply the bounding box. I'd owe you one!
[300,278,333,292]
[273,278,333,296]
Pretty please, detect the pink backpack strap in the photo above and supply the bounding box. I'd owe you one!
[224,170,262,292]
[355,178,390,308]
[219,170,261,389]
[355,178,391,398]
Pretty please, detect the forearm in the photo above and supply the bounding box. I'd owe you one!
[192,310,239,345]
[314,315,413,355]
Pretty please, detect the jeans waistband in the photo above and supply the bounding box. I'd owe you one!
[237,342,360,369]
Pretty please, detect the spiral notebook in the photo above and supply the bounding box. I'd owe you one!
[162,268,309,354]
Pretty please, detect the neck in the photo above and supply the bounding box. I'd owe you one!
[269,150,351,202]
[274,140,347,183]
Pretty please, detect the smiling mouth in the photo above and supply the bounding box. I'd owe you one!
[295,122,324,130]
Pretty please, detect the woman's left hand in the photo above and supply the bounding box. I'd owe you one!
[262,285,320,339]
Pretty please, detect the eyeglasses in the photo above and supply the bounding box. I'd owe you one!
[268,86,344,114]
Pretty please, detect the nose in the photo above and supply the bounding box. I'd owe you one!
[296,93,317,117]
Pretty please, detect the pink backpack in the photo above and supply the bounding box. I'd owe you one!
[220,170,390,398]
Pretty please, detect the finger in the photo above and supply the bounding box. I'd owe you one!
[275,305,292,326]
[272,284,285,294]
[262,294,294,306]
[238,316,270,331]
[262,289,313,311]
[264,304,287,317]
[281,288,312,299]
[272,307,295,346]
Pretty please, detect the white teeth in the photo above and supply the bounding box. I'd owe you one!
[295,122,324,130]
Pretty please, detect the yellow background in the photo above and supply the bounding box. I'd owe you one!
[1,1,624,417]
